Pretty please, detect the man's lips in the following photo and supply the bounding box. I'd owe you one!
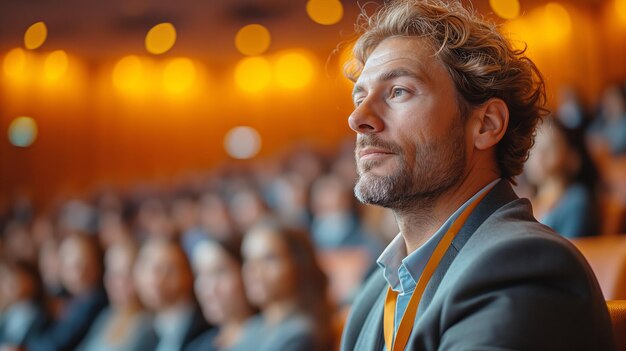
[358,147,394,160]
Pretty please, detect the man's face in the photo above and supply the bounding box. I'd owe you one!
[349,36,468,209]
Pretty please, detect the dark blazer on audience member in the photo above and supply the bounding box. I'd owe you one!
[26,286,109,351]
[341,181,615,351]
[134,307,210,351]
[0,300,49,348]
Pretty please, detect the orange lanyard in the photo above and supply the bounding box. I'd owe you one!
[383,190,489,351]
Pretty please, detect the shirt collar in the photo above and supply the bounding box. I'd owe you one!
[377,179,501,293]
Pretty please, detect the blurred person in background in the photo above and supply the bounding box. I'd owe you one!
[526,118,600,238]
[588,84,626,156]
[135,198,176,240]
[96,211,132,250]
[239,224,333,351]
[556,85,587,130]
[77,239,149,351]
[228,187,271,234]
[27,234,108,351]
[55,200,97,238]
[310,174,379,254]
[267,172,310,230]
[186,238,256,351]
[2,221,37,266]
[37,237,68,319]
[197,192,235,242]
[0,260,49,350]
[284,146,326,187]
[170,192,206,258]
[133,237,209,351]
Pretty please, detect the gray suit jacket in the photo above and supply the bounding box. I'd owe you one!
[341,181,615,351]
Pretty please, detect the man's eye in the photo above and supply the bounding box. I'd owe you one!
[392,88,406,98]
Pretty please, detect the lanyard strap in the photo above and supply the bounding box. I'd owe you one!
[383,190,489,351]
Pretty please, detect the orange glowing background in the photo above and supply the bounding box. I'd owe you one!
[0,0,625,209]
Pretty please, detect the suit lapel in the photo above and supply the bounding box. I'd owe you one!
[355,288,387,350]
[418,180,519,314]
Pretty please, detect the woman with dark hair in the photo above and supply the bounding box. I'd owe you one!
[526,117,601,237]
[76,238,150,351]
[239,224,333,351]
[26,233,109,351]
[0,260,49,349]
[186,237,255,351]
[132,237,210,351]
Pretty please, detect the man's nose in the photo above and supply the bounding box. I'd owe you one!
[348,99,384,134]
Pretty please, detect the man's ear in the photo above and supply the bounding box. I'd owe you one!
[473,98,509,150]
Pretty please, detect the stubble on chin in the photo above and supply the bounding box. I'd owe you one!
[353,130,466,210]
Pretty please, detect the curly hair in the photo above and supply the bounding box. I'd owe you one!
[345,0,549,182]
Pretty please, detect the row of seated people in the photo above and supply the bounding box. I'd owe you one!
[0,144,392,351]
[0,222,337,351]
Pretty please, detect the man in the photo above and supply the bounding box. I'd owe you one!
[340,0,615,350]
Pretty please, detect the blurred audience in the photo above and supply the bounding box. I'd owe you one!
[27,234,108,351]
[77,239,149,351]
[556,85,587,130]
[187,238,255,351]
[171,192,205,258]
[240,224,333,351]
[133,237,209,351]
[228,187,271,234]
[588,84,626,156]
[526,118,600,238]
[197,192,235,242]
[135,198,176,240]
[0,260,48,349]
[310,174,378,254]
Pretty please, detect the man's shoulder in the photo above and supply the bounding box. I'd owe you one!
[461,195,590,273]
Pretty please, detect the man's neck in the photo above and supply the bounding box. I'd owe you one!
[394,174,499,254]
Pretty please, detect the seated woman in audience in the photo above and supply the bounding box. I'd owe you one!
[133,237,210,351]
[588,84,626,156]
[37,237,68,318]
[526,118,600,238]
[0,260,49,349]
[77,239,150,351]
[26,233,109,351]
[238,224,333,351]
[186,238,256,351]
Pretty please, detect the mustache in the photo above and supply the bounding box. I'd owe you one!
[355,135,402,155]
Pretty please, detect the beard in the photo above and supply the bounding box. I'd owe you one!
[354,124,466,210]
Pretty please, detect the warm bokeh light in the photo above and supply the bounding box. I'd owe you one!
[616,0,626,22]
[224,126,261,159]
[489,0,520,19]
[3,48,27,77]
[162,58,196,94]
[235,24,271,56]
[44,50,69,80]
[274,52,314,90]
[112,55,145,92]
[542,3,572,44]
[234,57,272,93]
[306,0,344,25]
[8,116,38,148]
[503,2,573,51]
[145,23,177,55]
[24,22,47,50]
